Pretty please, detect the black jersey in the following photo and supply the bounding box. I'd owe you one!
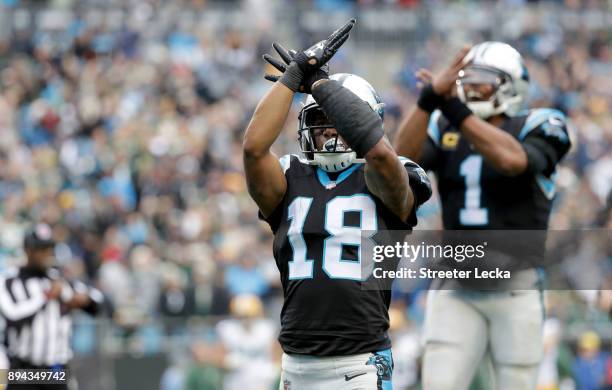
[260,154,431,356]
[420,108,571,229]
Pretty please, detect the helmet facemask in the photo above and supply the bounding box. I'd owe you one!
[298,103,356,173]
[456,66,524,119]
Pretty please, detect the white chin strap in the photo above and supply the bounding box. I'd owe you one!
[457,84,524,119]
[313,152,357,172]
[466,95,524,118]
[466,100,506,119]
[312,139,357,172]
[457,84,503,119]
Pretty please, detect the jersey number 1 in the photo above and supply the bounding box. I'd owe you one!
[287,195,377,281]
[459,155,488,225]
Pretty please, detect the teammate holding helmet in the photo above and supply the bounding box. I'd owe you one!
[243,19,431,389]
[394,42,572,389]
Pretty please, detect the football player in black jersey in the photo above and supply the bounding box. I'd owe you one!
[394,42,571,390]
[243,20,431,389]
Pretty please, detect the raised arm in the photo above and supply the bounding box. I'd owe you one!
[245,19,356,217]
[393,105,431,163]
[364,139,414,220]
[243,82,294,217]
[441,103,570,177]
[394,48,470,162]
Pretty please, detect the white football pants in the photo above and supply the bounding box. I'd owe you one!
[279,349,393,390]
[422,289,544,390]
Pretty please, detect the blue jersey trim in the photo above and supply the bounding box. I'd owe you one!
[518,109,568,199]
[536,172,557,200]
[316,163,362,188]
[279,154,292,173]
[518,108,566,141]
[427,110,442,146]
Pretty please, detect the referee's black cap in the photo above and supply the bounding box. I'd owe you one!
[23,223,56,249]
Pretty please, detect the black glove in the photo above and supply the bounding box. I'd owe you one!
[263,18,356,93]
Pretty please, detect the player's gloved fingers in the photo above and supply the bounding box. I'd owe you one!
[263,54,286,72]
[292,51,316,71]
[327,18,356,47]
[272,42,294,64]
[320,34,349,65]
[326,22,350,46]
[327,30,350,54]
[323,20,355,61]
[264,74,280,82]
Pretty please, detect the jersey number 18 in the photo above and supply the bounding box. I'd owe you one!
[287,195,377,281]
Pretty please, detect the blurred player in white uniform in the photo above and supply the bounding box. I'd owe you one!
[216,294,277,390]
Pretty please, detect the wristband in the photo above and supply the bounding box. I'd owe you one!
[439,97,473,129]
[417,84,445,113]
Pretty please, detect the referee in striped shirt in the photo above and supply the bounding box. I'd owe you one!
[0,224,104,389]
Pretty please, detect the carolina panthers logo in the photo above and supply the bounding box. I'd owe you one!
[541,117,569,143]
[366,353,392,381]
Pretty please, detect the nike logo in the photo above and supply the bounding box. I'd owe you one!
[345,372,367,381]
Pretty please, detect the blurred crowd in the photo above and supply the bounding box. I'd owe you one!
[0,0,610,389]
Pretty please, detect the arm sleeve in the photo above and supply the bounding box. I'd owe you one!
[399,157,433,226]
[311,80,384,157]
[520,110,571,176]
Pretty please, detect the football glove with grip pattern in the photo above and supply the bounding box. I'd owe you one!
[263,18,355,94]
